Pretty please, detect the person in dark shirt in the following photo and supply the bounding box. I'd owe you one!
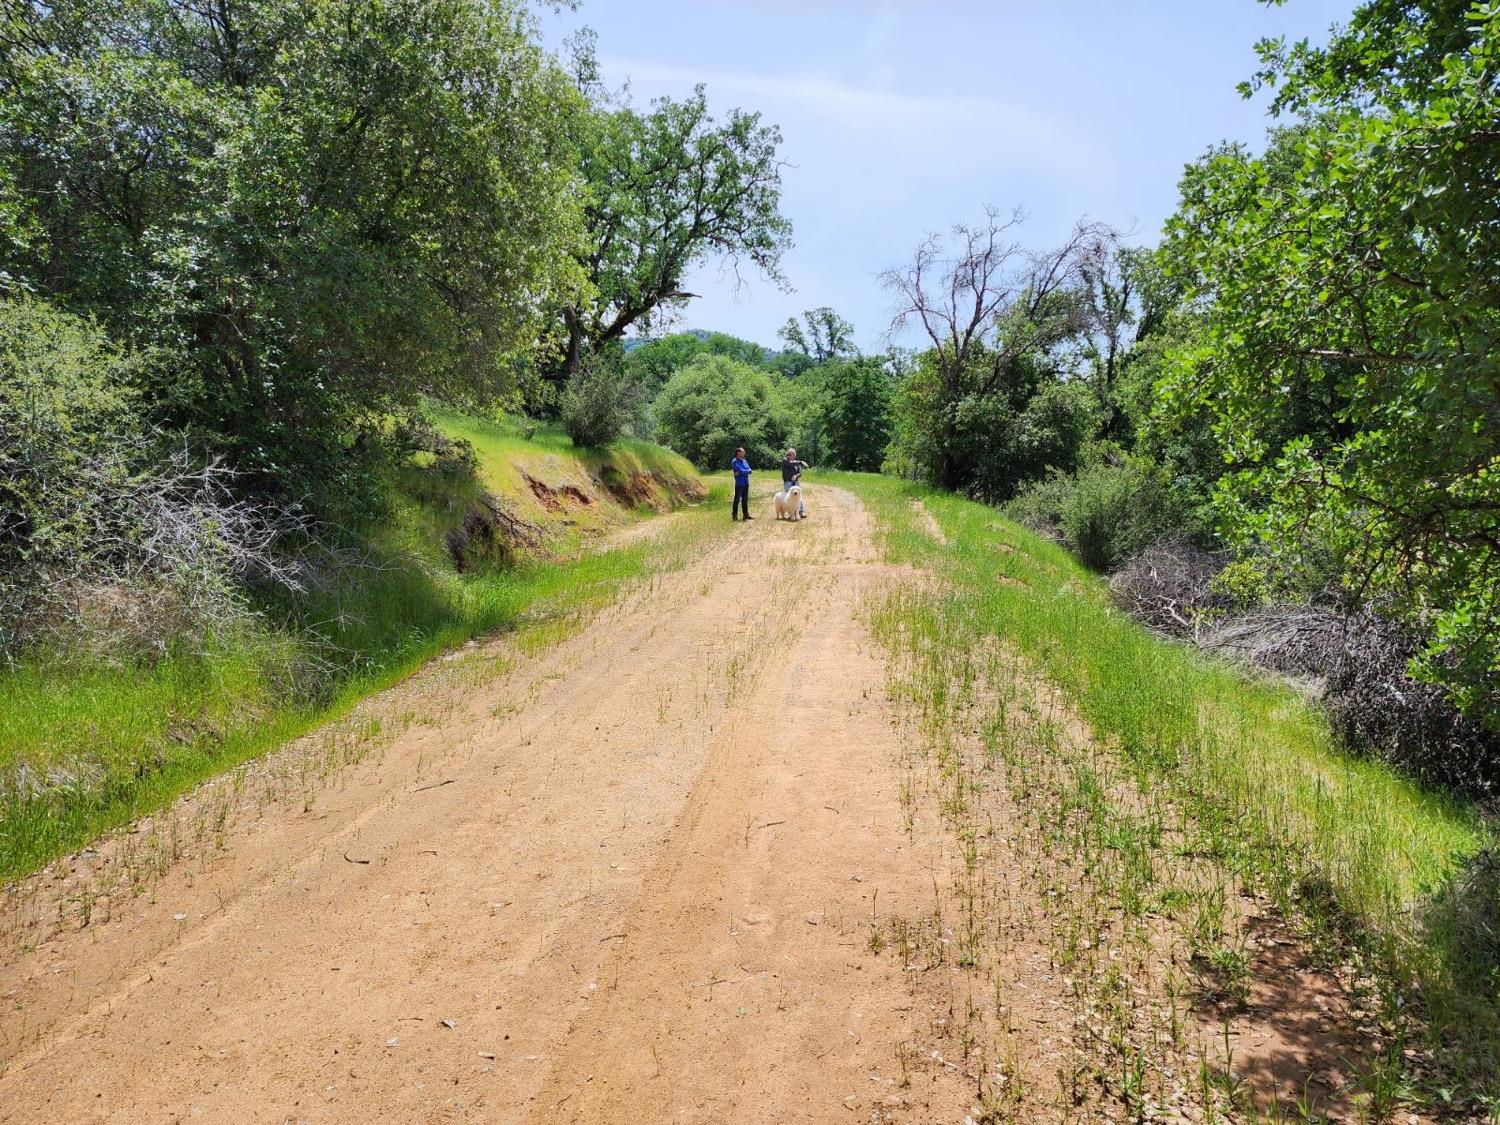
[730,447,753,521]
[780,448,809,518]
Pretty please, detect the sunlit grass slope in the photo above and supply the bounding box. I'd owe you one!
[0,413,711,882]
[831,470,1493,1094]
[428,407,702,547]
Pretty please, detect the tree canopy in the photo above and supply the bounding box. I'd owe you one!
[1,0,585,504]
[778,306,856,365]
[651,354,791,470]
[555,86,792,379]
[1163,0,1500,721]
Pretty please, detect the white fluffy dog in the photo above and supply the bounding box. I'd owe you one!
[773,483,803,521]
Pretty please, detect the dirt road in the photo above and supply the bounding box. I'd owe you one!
[0,486,977,1123]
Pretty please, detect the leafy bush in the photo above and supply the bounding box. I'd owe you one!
[1162,5,1500,731]
[1,0,583,511]
[561,354,641,448]
[1006,457,1193,572]
[2,295,141,648]
[885,352,1097,503]
[1001,472,1075,539]
[818,357,893,471]
[651,354,791,469]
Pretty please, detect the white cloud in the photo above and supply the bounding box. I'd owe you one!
[607,57,981,130]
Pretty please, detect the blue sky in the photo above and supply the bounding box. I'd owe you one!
[541,1,1352,352]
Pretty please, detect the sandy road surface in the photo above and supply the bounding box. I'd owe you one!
[0,486,974,1123]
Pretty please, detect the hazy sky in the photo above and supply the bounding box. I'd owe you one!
[541,1,1352,352]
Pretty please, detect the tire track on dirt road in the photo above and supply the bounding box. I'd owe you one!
[0,486,972,1123]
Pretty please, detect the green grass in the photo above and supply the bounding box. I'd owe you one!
[0,416,717,883]
[426,406,702,543]
[829,471,1494,1106]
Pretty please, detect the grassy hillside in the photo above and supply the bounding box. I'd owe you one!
[0,413,706,882]
[831,471,1494,1104]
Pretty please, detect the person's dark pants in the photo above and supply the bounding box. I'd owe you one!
[732,480,750,520]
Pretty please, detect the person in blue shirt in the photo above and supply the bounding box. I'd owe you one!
[730,447,754,521]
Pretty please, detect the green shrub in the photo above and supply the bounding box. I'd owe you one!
[1007,456,1194,573]
[652,354,791,469]
[885,352,1098,503]
[1002,472,1074,538]
[1,295,144,648]
[1,295,310,662]
[561,354,641,448]
[1062,460,1191,572]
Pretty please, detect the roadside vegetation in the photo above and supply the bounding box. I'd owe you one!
[840,470,1495,1116]
[0,409,705,881]
[2,0,1495,1114]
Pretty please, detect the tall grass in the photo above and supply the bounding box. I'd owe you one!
[0,428,721,883]
[831,471,1494,1104]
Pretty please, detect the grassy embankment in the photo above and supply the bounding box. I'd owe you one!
[832,471,1493,1116]
[0,411,712,883]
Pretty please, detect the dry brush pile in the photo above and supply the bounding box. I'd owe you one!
[1109,541,1500,800]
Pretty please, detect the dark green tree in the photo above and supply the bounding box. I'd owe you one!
[883,346,1097,503]
[556,87,792,379]
[818,358,892,471]
[1162,1,1500,721]
[0,0,583,506]
[1075,246,1177,443]
[651,354,790,470]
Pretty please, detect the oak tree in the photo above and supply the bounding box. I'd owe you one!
[1163,0,1500,721]
[557,86,792,379]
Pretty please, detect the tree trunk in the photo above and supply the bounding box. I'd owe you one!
[937,445,962,493]
[559,308,585,381]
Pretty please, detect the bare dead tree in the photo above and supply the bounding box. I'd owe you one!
[1071,242,1176,440]
[880,206,1116,490]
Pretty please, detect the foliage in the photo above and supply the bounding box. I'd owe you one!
[0,294,334,666]
[1163,2,1500,726]
[778,306,856,364]
[623,330,772,396]
[555,85,792,378]
[561,351,642,448]
[881,207,1114,491]
[1075,246,1179,443]
[651,354,791,469]
[1005,455,1194,572]
[885,348,1097,502]
[817,357,893,472]
[0,0,584,507]
[1,297,270,657]
[772,368,828,466]
[1,296,139,551]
